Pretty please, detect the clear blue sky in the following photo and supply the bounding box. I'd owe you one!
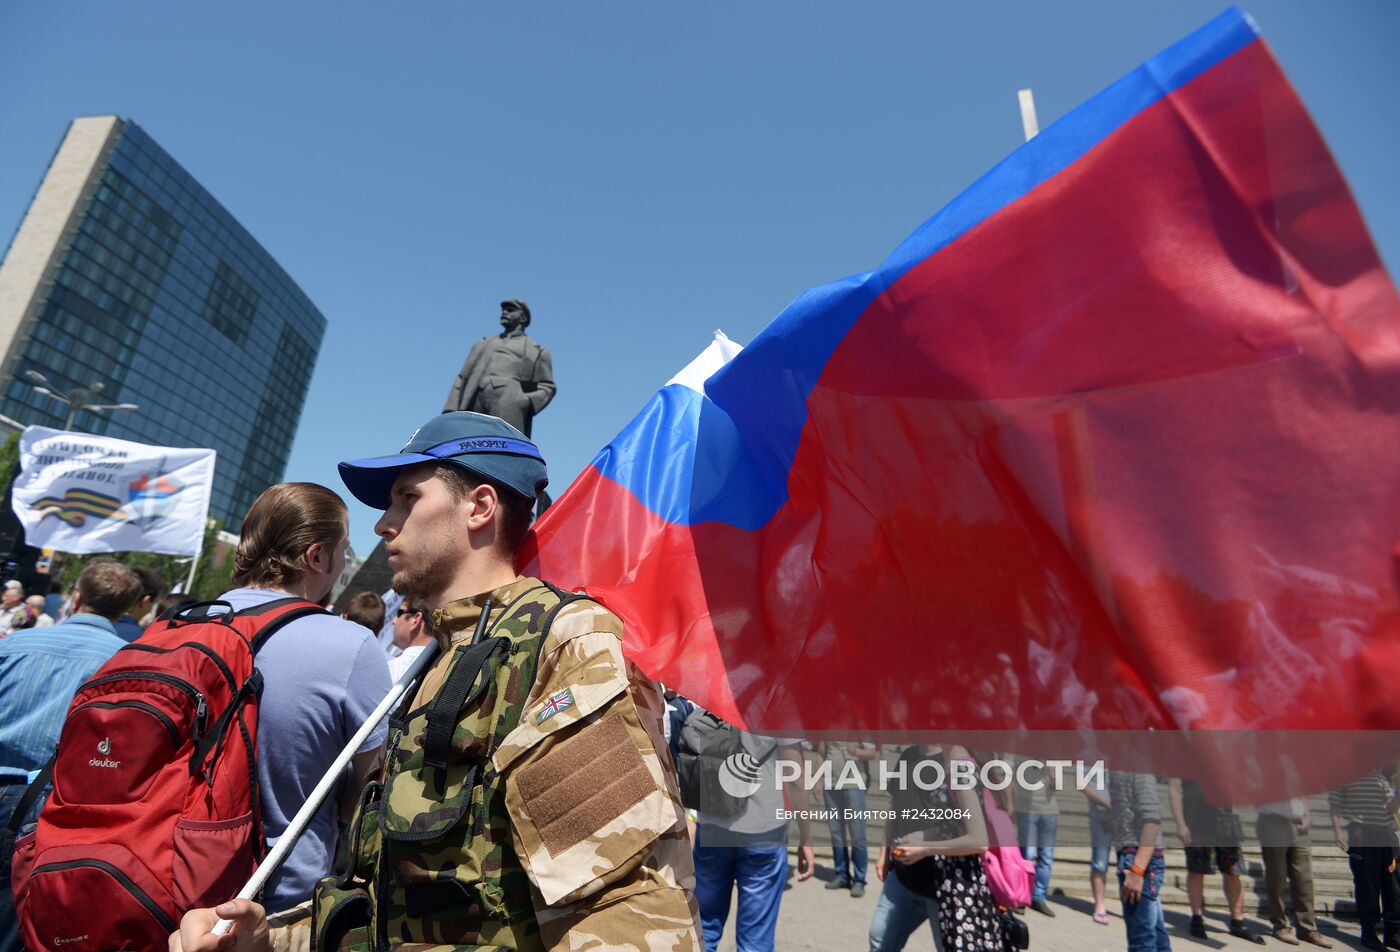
[2,2,1396,557]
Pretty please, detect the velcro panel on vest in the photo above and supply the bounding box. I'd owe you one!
[513,710,652,857]
[500,635,682,908]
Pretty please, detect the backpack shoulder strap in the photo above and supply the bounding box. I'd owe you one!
[160,597,330,653]
[187,598,325,778]
[243,599,331,654]
[234,595,322,618]
[2,755,54,845]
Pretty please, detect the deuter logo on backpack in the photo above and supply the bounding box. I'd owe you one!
[88,736,120,769]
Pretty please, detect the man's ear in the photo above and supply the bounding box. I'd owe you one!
[306,542,329,575]
[465,483,499,533]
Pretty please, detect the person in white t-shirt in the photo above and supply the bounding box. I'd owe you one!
[386,594,432,681]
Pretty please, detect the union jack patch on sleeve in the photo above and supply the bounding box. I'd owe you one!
[536,687,575,724]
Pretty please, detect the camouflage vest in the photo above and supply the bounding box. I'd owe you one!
[314,582,583,951]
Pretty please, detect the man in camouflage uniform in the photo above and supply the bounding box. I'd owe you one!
[173,412,700,952]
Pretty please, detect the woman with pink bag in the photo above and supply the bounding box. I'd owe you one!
[976,762,1036,913]
[867,744,1015,951]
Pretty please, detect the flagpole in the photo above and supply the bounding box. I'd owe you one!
[1018,86,1121,627]
[183,537,202,595]
[1017,88,1040,140]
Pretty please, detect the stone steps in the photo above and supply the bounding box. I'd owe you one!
[800,782,1360,915]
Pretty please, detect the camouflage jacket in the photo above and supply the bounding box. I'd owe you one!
[310,577,699,951]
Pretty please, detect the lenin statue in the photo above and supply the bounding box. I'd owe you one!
[443,299,556,438]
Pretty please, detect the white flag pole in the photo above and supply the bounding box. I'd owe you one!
[1018,88,1039,140]
[184,459,216,594]
[183,550,201,596]
[1018,86,1120,622]
[210,639,441,935]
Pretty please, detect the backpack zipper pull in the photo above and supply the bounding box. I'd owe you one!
[194,694,208,745]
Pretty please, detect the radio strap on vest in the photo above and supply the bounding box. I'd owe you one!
[422,636,510,794]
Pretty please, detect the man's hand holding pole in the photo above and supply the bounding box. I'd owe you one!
[171,900,269,952]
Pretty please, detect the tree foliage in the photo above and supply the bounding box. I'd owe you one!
[0,431,19,500]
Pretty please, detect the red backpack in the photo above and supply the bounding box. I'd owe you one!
[8,597,326,952]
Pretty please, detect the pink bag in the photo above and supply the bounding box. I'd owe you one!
[980,787,1034,909]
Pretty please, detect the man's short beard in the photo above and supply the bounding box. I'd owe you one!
[391,561,452,602]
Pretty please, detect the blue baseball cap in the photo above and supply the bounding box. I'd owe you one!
[338,411,548,510]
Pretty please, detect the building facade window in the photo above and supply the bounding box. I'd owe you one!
[0,119,325,532]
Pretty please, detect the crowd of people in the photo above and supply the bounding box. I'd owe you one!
[0,579,59,636]
[657,711,1400,952]
[0,411,1397,952]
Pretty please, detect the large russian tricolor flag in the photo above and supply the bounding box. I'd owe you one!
[521,8,1400,782]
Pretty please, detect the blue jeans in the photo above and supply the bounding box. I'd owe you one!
[1345,828,1400,940]
[1117,849,1171,952]
[1016,811,1057,903]
[1,781,37,952]
[868,867,943,952]
[694,829,788,952]
[1089,802,1111,875]
[824,786,868,885]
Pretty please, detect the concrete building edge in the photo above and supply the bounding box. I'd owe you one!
[0,116,124,399]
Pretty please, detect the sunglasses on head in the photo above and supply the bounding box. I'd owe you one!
[396,608,420,617]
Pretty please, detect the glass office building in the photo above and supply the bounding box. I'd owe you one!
[0,116,325,531]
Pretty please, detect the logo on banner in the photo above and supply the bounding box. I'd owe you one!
[30,472,184,528]
[31,488,129,527]
[123,472,185,525]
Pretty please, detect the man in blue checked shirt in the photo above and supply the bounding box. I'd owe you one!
[0,559,142,952]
